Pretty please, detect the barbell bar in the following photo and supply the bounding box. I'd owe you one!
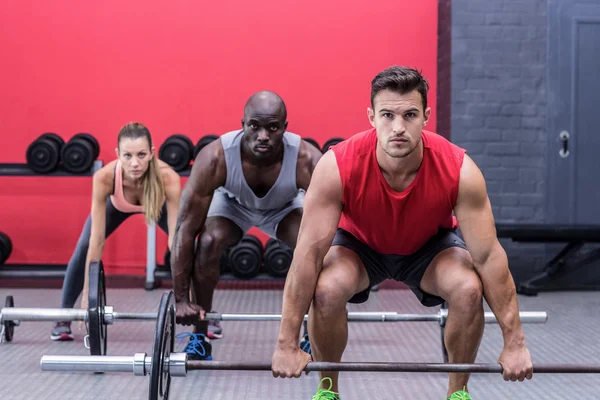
[2,306,548,324]
[38,291,597,400]
[40,353,600,375]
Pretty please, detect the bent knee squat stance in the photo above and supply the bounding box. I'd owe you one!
[308,246,370,393]
[273,67,532,399]
[52,122,180,342]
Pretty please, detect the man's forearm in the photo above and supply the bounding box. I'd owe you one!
[476,245,525,347]
[277,253,319,347]
[171,226,196,302]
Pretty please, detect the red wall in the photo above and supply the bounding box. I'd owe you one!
[0,0,438,275]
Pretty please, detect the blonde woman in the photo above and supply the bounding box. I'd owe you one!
[51,122,181,341]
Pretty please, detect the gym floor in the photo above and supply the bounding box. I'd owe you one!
[1,287,598,399]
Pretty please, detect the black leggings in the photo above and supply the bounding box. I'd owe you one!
[60,197,168,308]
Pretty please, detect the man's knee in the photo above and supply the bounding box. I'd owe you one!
[198,230,229,264]
[313,270,358,312]
[450,272,483,311]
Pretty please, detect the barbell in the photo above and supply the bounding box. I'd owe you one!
[39,290,600,400]
[1,260,548,358]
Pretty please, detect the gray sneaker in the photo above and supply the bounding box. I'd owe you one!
[50,321,74,341]
[207,311,223,339]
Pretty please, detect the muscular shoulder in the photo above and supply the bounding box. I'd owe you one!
[297,139,323,171]
[456,154,487,208]
[188,137,227,190]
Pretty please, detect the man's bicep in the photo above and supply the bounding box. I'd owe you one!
[454,155,498,265]
[296,152,343,259]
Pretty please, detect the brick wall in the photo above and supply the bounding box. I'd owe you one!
[450,0,549,282]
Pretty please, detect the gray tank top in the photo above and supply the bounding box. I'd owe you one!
[220,129,302,210]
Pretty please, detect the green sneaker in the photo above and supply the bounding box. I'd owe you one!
[447,388,472,400]
[312,377,340,400]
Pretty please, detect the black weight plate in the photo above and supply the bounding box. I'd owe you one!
[158,135,193,172]
[26,134,62,173]
[150,291,175,400]
[41,132,65,148]
[72,133,100,160]
[229,235,263,279]
[193,134,219,159]
[264,239,292,277]
[61,136,95,173]
[229,248,261,279]
[171,134,194,159]
[3,295,15,342]
[302,137,321,152]
[241,235,263,251]
[322,137,345,153]
[0,232,12,265]
[88,260,107,356]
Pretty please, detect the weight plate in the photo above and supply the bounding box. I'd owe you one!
[158,135,193,172]
[41,132,65,148]
[61,136,95,173]
[3,295,15,342]
[88,260,107,356]
[26,134,62,173]
[0,232,12,265]
[150,291,175,400]
[72,133,100,160]
[193,134,219,159]
[264,239,292,277]
[229,235,263,279]
[171,134,194,159]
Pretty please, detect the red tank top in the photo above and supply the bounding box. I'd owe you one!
[332,128,466,255]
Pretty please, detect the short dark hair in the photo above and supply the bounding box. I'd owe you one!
[370,66,429,111]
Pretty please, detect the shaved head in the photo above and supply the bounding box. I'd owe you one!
[244,91,287,121]
[240,90,289,160]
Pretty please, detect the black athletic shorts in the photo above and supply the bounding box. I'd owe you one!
[331,228,468,307]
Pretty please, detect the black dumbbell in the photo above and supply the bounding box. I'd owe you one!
[302,137,321,153]
[194,134,219,159]
[61,133,101,173]
[322,137,344,153]
[0,232,12,265]
[26,133,65,173]
[264,238,293,277]
[159,134,194,172]
[228,235,264,279]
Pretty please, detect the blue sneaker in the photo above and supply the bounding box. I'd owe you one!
[176,332,212,360]
[300,333,311,355]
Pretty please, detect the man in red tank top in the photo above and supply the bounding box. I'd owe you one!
[272,67,533,399]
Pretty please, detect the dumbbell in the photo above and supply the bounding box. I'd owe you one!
[25,133,65,173]
[322,137,344,153]
[159,134,194,172]
[194,134,219,159]
[0,232,12,265]
[264,239,293,277]
[302,137,321,152]
[61,133,100,173]
[228,235,264,279]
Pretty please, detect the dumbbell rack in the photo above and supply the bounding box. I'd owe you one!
[0,161,103,278]
[0,162,287,287]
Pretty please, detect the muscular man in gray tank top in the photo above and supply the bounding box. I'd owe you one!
[169,91,322,360]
